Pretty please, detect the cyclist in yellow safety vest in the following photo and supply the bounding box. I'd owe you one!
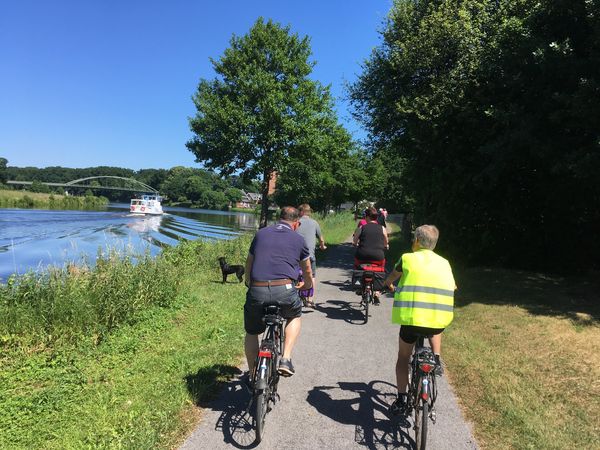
[383,224,456,416]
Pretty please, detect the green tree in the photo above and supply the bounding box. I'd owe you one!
[30,180,50,193]
[225,187,243,204]
[351,0,600,270]
[0,157,7,185]
[187,18,345,227]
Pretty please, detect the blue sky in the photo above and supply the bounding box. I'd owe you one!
[0,0,391,170]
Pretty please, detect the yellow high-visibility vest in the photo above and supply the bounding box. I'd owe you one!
[392,249,455,328]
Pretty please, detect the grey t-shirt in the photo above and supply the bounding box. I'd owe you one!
[296,215,322,259]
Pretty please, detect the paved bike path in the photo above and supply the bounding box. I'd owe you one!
[181,241,478,450]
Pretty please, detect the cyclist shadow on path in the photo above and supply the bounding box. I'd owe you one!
[185,365,258,449]
[306,380,413,450]
[316,299,367,325]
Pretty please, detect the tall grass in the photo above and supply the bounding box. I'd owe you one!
[1,234,253,449]
[315,211,357,245]
[0,235,252,352]
[0,189,108,209]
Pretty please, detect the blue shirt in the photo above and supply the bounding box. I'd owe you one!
[249,221,310,281]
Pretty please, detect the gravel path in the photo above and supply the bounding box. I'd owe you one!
[181,241,478,450]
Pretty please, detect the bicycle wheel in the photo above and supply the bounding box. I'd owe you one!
[363,291,370,323]
[414,398,428,450]
[253,357,270,443]
[254,388,268,444]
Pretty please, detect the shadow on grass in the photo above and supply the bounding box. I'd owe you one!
[386,221,599,326]
[185,364,242,407]
[185,364,258,449]
[306,380,412,450]
[455,267,600,325]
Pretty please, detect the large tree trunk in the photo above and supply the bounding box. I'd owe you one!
[259,170,272,228]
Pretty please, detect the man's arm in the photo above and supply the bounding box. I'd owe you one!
[299,258,313,290]
[316,223,326,250]
[244,254,254,287]
[384,268,402,293]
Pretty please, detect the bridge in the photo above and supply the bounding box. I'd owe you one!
[6,176,159,194]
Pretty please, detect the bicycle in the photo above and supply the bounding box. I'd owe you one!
[249,305,285,444]
[407,334,439,450]
[355,264,385,324]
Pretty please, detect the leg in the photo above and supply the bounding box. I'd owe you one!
[222,272,227,283]
[429,333,442,354]
[396,334,414,394]
[245,333,259,373]
[282,317,301,359]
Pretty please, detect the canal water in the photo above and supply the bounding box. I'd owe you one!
[0,204,259,281]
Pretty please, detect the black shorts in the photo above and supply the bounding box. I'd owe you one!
[399,325,445,344]
[244,284,302,335]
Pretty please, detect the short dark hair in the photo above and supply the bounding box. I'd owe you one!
[367,207,378,220]
[280,206,300,221]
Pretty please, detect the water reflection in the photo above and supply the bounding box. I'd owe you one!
[127,215,163,233]
[0,205,259,281]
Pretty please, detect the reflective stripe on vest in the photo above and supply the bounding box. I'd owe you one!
[392,250,455,328]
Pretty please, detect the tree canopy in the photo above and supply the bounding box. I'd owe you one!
[187,18,355,226]
[351,0,600,270]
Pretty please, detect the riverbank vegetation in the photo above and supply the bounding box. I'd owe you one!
[0,210,354,448]
[3,164,254,210]
[0,188,108,209]
[1,235,252,449]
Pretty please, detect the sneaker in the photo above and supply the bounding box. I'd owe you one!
[389,394,408,416]
[434,354,444,376]
[373,293,381,305]
[278,358,295,377]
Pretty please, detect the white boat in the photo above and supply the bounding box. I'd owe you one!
[130,194,164,215]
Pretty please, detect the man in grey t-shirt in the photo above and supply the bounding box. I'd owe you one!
[296,204,326,306]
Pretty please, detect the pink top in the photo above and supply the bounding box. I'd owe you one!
[358,219,368,227]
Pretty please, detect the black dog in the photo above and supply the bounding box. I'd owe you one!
[218,257,245,284]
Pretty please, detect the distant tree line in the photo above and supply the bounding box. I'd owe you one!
[1,161,261,210]
[351,0,600,271]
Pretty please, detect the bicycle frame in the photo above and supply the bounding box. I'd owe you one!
[408,336,438,413]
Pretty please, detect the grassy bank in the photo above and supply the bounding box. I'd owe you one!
[0,189,108,209]
[386,221,599,449]
[1,236,251,449]
[444,269,599,450]
[315,211,356,245]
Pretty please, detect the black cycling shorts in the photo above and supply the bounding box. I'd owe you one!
[399,325,444,344]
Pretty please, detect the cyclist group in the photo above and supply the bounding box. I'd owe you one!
[242,204,455,417]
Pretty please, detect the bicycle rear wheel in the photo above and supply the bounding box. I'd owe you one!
[253,357,270,443]
[254,388,268,444]
[363,291,370,323]
[414,398,428,450]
